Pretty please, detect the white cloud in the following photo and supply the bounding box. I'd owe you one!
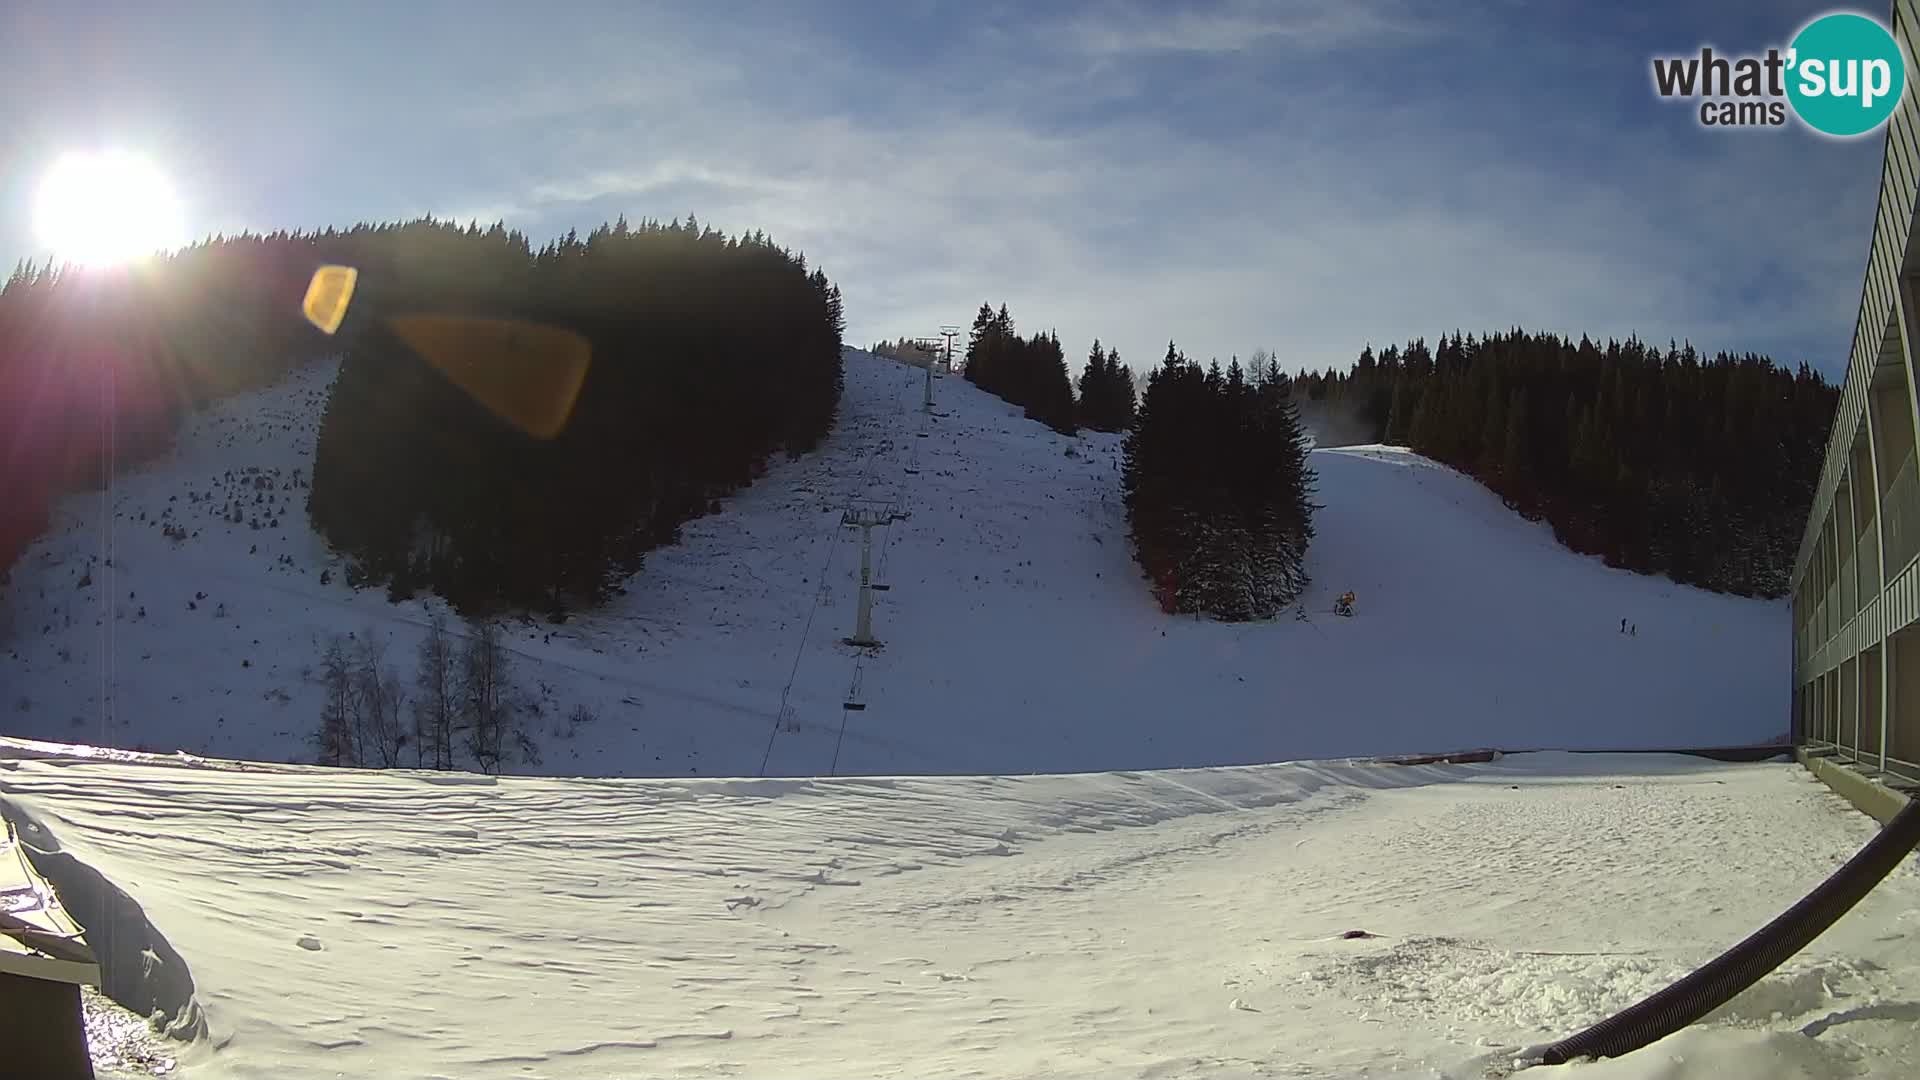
[528,163,808,208]
[420,4,1871,380]
[1067,0,1438,55]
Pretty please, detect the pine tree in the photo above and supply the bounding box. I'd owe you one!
[1110,347,1136,427]
[1479,377,1507,479]
[1502,388,1532,512]
[1077,337,1130,432]
[1023,330,1077,434]
[1385,379,1414,445]
[1303,327,1833,596]
[1259,373,1317,603]
[1122,341,1315,620]
[297,215,846,615]
[964,302,994,383]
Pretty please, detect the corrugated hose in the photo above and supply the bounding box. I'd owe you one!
[1525,795,1920,1068]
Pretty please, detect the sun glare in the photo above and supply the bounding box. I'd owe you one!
[33,150,188,267]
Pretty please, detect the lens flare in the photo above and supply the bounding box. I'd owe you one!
[33,150,188,266]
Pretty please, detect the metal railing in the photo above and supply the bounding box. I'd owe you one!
[1862,512,1882,593]
[1807,737,1920,785]
[1841,550,1859,622]
[1835,549,1850,618]
[1805,627,1920,785]
[1885,454,1920,578]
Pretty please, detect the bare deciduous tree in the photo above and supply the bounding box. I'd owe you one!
[354,629,407,768]
[314,628,407,769]
[315,634,359,766]
[461,618,511,774]
[414,612,456,770]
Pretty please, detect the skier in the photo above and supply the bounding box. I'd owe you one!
[1620,618,1627,634]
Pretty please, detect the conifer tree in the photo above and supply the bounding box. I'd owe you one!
[1316,327,1833,596]
[1122,341,1316,620]
[1109,346,1136,427]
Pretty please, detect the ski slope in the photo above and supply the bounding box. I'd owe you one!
[1,740,1915,1079]
[1,350,1784,777]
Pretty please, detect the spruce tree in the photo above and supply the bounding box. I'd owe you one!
[1502,388,1532,512]
[1078,338,1109,429]
[1121,341,1315,620]
[1385,379,1413,445]
[1302,326,1833,597]
[1109,347,1136,427]
[964,302,995,386]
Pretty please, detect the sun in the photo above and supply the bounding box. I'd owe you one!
[34,150,188,267]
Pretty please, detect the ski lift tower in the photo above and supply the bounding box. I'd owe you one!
[928,325,959,411]
[842,499,906,647]
[939,325,960,373]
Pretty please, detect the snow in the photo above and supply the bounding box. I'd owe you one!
[1,350,1785,777]
[0,366,1897,1075]
[1,742,1915,1078]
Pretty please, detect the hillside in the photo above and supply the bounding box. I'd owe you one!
[3,740,1915,1079]
[0,350,1785,776]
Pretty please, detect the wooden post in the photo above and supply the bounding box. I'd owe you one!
[0,971,93,1079]
[3,818,100,1079]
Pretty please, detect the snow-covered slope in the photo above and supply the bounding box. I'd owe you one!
[1,742,1914,1079]
[1,351,1785,776]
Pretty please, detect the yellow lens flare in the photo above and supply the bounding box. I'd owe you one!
[300,268,591,438]
[302,265,358,335]
[387,315,593,440]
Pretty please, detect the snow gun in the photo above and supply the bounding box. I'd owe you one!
[301,264,591,440]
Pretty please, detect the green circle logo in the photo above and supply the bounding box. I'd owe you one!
[1787,13,1907,137]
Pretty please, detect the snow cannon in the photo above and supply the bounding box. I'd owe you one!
[301,265,593,440]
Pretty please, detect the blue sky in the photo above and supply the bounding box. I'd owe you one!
[0,0,1889,378]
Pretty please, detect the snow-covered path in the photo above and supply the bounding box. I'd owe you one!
[3,742,1915,1078]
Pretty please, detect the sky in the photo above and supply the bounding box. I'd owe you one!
[0,0,1891,380]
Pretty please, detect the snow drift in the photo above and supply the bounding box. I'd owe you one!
[1,742,1914,1078]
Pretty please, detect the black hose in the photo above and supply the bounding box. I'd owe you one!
[1536,796,1920,1066]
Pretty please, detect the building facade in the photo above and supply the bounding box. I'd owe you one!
[1792,0,1920,785]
